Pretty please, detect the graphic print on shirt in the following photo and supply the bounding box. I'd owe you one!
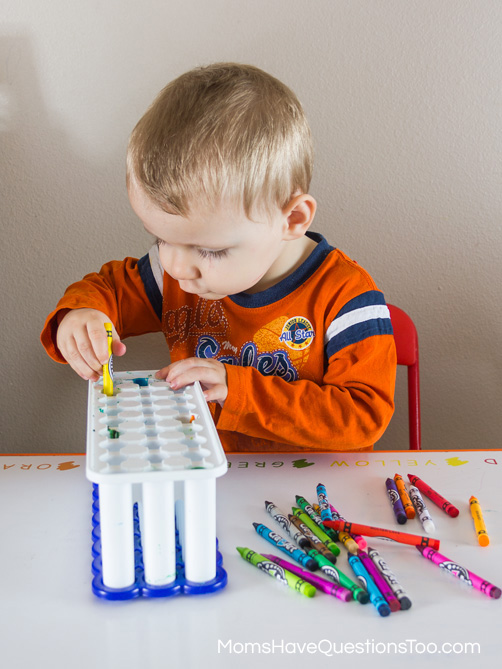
[163,300,315,382]
[162,299,229,353]
[279,316,315,351]
[196,315,314,382]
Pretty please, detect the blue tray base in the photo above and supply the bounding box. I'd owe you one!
[91,484,227,601]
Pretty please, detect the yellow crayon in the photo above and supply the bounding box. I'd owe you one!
[313,503,358,554]
[102,322,114,396]
[469,496,489,547]
[337,532,359,555]
[394,473,415,519]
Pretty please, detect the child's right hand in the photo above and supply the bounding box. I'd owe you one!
[56,308,126,381]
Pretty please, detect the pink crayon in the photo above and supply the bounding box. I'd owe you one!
[416,546,501,599]
[263,554,352,602]
[407,474,459,518]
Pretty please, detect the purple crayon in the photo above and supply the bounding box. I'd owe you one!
[416,546,501,599]
[263,554,352,602]
[385,478,407,525]
[356,549,400,612]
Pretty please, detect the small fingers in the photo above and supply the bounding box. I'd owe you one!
[56,309,125,381]
[202,384,228,404]
[155,366,170,380]
[86,323,111,366]
[60,335,102,381]
[155,358,209,384]
[167,359,224,388]
[158,358,228,403]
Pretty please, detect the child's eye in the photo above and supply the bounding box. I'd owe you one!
[156,239,228,260]
[197,248,228,260]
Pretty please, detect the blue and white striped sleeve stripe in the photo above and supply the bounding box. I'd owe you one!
[325,290,393,359]
[137,244,164,321]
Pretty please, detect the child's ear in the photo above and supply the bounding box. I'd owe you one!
[282,194,317,240]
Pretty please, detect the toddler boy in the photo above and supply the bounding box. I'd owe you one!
[41,62,396,453]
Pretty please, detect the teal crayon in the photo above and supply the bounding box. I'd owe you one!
[264,501,311,549]
[316,482,333,522]
[348,553,391,617]
[292,507,340,557]
[236,547,316,597]
[253,522,318,571]
[309,549,369,604]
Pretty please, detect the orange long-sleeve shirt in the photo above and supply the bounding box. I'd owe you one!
[41,232,396,453]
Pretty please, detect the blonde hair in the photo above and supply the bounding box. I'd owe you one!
[127,62,313,216]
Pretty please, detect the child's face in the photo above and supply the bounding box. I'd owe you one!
[128,180,291,300]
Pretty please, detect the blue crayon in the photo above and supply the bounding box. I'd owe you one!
[253,523,318,571]
[316,483,333,522]
[385,478,407,525]
[348,553,391,617]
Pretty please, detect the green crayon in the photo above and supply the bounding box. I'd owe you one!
[295,495,339,541]
[292,507,340,556]
[308,549,369,604]
[288,514,337,564]
[236,547,316,598]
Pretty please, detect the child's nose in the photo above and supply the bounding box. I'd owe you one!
[168,249,200,280]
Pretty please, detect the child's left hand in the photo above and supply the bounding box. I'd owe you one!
[156,358,228,405]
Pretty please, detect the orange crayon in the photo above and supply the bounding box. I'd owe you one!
[394,473,415,519]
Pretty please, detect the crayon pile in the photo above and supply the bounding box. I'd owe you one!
[237,478,500,615]
[384,473,459,531]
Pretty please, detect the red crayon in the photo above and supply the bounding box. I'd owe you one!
[407,474,459,518]
[323,519,440,550]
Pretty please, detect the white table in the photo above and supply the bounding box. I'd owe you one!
[1,450,500,669]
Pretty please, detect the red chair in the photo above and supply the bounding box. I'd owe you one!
[387,304,421,450]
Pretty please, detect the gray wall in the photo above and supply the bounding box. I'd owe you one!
[2,1,501,453]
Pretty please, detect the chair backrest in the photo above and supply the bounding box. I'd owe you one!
[387,304,421,450]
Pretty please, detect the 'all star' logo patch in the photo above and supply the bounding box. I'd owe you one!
[279,317,315,351]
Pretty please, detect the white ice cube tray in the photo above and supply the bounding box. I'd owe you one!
[86,371,227,590]
[87,371,227,482]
